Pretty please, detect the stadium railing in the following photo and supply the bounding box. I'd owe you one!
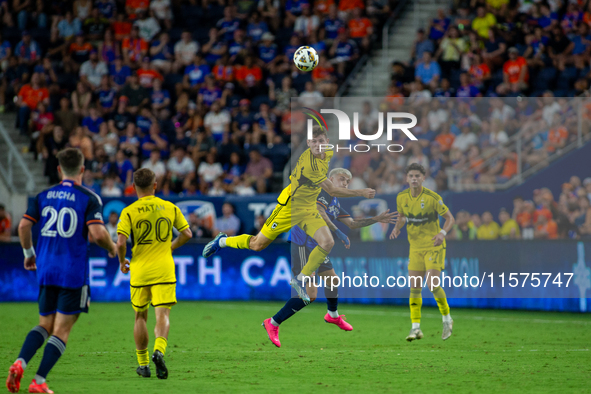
[0,122,35,194]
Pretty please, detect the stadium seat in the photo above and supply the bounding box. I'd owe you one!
[532,67,557,91]
[556,67,578,91]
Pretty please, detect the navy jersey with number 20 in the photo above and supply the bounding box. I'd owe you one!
[24,180,105,289]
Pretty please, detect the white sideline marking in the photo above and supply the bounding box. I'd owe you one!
[209,304,591,325]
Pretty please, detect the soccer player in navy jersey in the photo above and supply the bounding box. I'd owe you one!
[6,148,117,394]
[262,168,398,347]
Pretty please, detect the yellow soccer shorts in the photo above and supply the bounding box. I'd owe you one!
[260,203,327,241]
[130,284,177,312]
[408,246,446,272]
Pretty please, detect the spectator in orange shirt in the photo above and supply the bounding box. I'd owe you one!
[112,13,132,41]
[122,26,148,67]
[348,8,373,53]
[126,0,150,20]
[136,57,164,88]
[0,203,12,242]
[546,113,569,153]
[534,214,558,239]
[468,52,491,90]
[338,0,364,19]
[67,33,94,73]
[435,123,455,152]
[17,73,49,135]
[384,82,404,109]
[496,47,528,95]
[311,55,338,96]
[235,55,263,98]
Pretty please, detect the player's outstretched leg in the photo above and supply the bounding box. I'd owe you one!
[323,281,352,331]
[407,288,423,342]
[7,325,49,393]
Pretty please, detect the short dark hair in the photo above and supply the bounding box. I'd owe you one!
[405,163,426,175]
[311,125,327,139]
[57,148,84,176]
[133,168,156,190]
[0,203,4,211]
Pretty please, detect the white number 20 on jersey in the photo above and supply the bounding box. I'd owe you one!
[40,206,78,238]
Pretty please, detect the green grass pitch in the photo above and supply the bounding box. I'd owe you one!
[1,301,590,393]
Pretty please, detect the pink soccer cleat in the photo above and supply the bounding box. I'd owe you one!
[324,313,353,331]
[262,318,281,348]
[6,360,24,393]
[28,379,54,393]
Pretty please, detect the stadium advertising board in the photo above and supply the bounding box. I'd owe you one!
[1,241,589,312]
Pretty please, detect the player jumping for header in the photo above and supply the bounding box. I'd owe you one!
[6,148,117,393]
[262,168,398,347]
[389,163,455,341]
[202,125,376,302]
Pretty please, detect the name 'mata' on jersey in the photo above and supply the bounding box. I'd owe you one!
[117,196,189,287]
[397,187,449,249]
[23,180,104,289]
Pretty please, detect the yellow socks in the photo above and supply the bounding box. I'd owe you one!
[136,349,149,366]
[225,234,252,249]
[409,288,422,324]
[154,337,168,356]
[300,245,330,276]
[431,286,450,316]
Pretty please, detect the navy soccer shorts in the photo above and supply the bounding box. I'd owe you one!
[38,285,90,316]
[292,244,333,276]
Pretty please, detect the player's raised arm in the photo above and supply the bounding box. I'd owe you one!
[339,209,399,229]
[319,178,375,199]
[317,202,350,249]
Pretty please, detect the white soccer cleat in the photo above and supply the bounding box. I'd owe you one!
[289,277,310,304]
[442,319,453,341]
[406,328,423,342]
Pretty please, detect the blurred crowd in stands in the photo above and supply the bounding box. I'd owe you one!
[0,0,394,196]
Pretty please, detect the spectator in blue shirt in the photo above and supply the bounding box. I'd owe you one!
[150,78,171,113]
[111,149,134,187]
[457,73,482,98]
[428,9,450,42]
[216,6,241,42]
[0,33,11,64]
[198,75,223,108]
[96,0,116,19]
[141,122,169,159]
[97,75,117,115]
[183,54,211,93]
[257,32,280,73]
[412,28,434,64]
[323,6,345,41]
[15,31,41,65]
[571,23,591,69]
[57,11,82,40]
[82,107,104,134]
[329,28,359,75]
[228,29,249,61]
[149,31,174,74]
[415,51,441,88]
[538,3,558,31]
[247,11,269,43]
[109,57,132,88]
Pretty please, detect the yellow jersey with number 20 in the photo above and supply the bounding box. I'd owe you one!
[117,196,189,287]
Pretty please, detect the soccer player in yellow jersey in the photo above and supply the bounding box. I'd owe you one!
[202,125,375,301]
[116,168,193,379]
[389,163,456,341]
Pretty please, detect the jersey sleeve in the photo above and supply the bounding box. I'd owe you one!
[316,190,331,209]
[433,193,449,216]
[23,195,40,224]
[338,206,351,218]
[396,193,405,217]
[173,205,190,232]
[117,208,132,237]
[85,193,104,226]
